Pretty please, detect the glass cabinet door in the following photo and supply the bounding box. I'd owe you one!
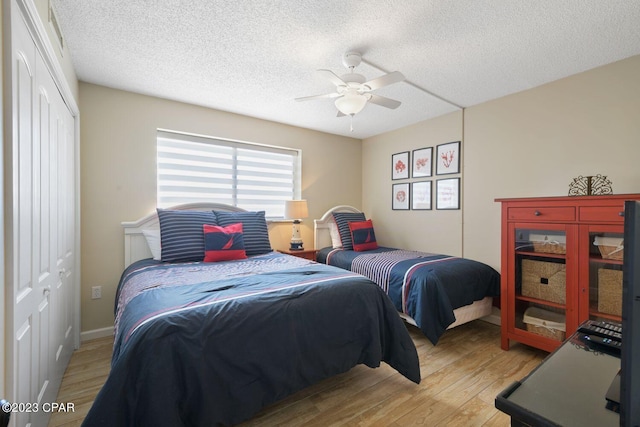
[585,228,623,322]
[513,227,568,342]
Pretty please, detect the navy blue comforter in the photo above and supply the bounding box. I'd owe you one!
[317,247,500,345]
[83,252,420,427]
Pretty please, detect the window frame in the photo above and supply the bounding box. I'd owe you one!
[156,129,301,219]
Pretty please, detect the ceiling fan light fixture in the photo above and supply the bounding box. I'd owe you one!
[334,92,367,115]
[295,51,405,122]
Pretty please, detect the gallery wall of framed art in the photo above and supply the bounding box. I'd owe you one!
[391,141,461,211]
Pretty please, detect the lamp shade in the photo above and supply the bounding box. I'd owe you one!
[284,199,309,220]
[335,92,367,116]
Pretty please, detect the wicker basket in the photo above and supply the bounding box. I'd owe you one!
[526,324,566,341]
[597,245,624,261]
[532,240,567,254]
[523,307,566,341]
[521,259,566,304]
[594,236,624,261]
[598,268,623,316]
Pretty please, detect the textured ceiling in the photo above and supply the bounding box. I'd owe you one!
[51,0,640,139]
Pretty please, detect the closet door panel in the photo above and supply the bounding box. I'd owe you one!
[14,13,35,302]
[52,98,75,381]
[11,10,39,427]
[32,50,60,427]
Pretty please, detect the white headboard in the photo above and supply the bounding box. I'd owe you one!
[313,205,363,250]
[121,203,247,268]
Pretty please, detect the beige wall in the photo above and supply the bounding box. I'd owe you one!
[362,55,640,273]
[463,55,640,270]
[79,83,361,332]
[362,112,464,256]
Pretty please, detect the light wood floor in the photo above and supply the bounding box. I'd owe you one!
[48,320,545,426]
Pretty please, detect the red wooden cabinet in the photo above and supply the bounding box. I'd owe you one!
[496,194,640,352]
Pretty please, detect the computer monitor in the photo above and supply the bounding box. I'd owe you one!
[621,200,640,427]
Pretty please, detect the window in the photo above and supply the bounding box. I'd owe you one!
[157,130,300,218]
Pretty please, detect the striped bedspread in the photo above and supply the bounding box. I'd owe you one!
[84,251,420,426]
[321,246,500,344]
[113,252,312,343]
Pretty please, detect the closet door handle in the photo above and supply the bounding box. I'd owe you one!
[43,285,51,296]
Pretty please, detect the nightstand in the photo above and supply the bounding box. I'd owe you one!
[278,249,318,261]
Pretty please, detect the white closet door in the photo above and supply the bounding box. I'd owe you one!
[8,3,76,426]
[52,89,75,384]
[27,48,59,427]
[10,10,42,427]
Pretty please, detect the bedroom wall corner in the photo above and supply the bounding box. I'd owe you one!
[361,55,640,275]
[362,111,464,256]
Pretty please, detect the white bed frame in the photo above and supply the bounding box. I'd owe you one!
[121,203,247,268]
[313,205,493,330]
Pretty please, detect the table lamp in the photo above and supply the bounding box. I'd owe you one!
[284,200,309,250]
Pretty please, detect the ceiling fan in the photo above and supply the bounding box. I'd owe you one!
[295,51,406,119]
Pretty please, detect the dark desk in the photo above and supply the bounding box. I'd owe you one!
[496,331,620,427]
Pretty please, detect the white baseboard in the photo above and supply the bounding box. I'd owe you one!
[81,326,114,342]
[480,306,501,326]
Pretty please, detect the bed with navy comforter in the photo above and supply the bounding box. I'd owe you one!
[83,252,421,426]
[317,246,500,345]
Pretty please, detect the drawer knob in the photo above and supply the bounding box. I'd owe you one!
[619,211,625,217]
[534,210,541,216]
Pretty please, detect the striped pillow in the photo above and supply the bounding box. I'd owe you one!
[332,212,366,251]
[157,209,218,262]
[213,210,272,256]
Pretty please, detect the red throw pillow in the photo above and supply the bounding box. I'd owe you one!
[348,219,378,251]
[203,223,247,262]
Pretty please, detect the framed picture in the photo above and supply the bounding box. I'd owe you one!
[392,151,410,180]
[411,181,432,210]
[436,141,461,175]
[436,178,460,210]
[412,147,432,178]
[392,183,410,210]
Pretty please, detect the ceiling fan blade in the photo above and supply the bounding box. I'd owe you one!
[295,92,340,102]
[367,94,401,109]
[362,71,405,91]
[317,69,347,87]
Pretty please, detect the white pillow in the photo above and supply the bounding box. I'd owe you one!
[142,229,162,260]
[328,221,343,249]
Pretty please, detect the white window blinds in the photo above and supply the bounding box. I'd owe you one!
[157,130,300,218]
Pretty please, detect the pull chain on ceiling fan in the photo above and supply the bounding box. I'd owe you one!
[295,51,405,130]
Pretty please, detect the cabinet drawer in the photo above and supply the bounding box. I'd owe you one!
[579,206,625,223]
[508,207,575,222]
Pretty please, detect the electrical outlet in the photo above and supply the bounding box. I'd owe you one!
[91,286,102,299]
